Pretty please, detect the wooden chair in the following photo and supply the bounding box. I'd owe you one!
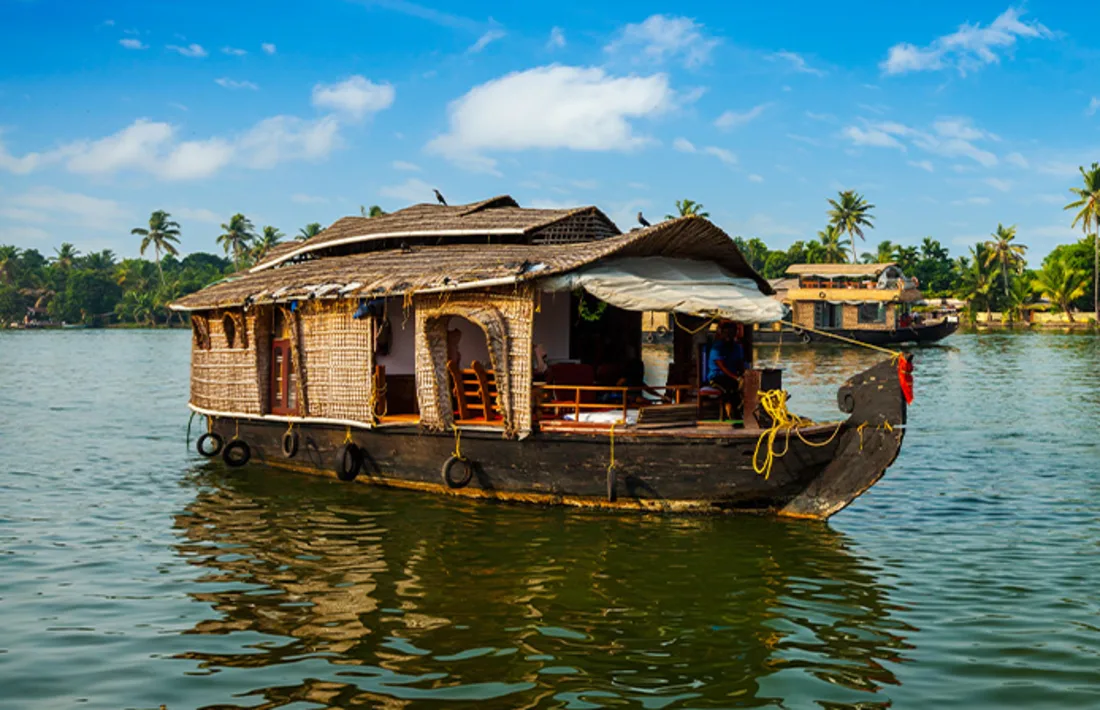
[448,359,499,421]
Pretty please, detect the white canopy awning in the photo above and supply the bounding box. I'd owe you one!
[542,257,785,324]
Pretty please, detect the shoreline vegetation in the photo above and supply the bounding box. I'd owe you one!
[2,177,1098,330]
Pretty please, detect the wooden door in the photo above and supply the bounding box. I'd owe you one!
[270,339,298,415]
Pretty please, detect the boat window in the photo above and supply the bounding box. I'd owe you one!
[857,303,887,325]
[222,314,237,348]
[813,302,843,329]
[192,314,211,350]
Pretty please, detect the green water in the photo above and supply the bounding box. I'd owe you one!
[1,331,1098,709]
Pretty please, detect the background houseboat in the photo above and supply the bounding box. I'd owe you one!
[756,263,959,345]
[173,197,910,520]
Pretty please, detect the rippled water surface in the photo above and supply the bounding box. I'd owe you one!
[2,330,1099,709]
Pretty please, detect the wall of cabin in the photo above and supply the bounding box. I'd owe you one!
[297,300,374,422]
[189,308,266,415]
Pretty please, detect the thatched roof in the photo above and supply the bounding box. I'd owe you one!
[252,196,620,272]
[172,216,772,311]
[786,263,898,278]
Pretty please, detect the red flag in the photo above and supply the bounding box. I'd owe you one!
[897,354,914,405]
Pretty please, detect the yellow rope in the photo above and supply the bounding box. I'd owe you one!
[780,322,903,358]
[451,427,464,460]
[233,419,240,441]
[672,314,717,335]
[343,426,353,444]
[752,390,843,480]
[607,423,617,473]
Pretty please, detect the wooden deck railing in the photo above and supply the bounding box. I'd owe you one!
[533,384,696,422]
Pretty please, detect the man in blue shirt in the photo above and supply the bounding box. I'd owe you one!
[707,321,746,420]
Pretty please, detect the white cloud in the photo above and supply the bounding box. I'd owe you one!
[909,160,935,172]
[1036,161,1080,177]
[426,65,679,173]
[673,137,695,153]
[166,43,208,58]
[1,104,357,182]
[985,177,1012,192]
[392,160,421,172]
[881,8,1052,76]
[379,177,436,204]
[172,207,222,224]
[468,28,505,53]
[1005,151,1029,168]
[311,75,395,119]
[290,194,329,205]
[714,103,770,130]
[236,115,341,169]
[0,187,129,231]
[1034,194,1067,205]
[770,51,825,76]
[0,225,51,242]
[951,196,992,206]
[842,117,998,166]
[222,46,247,56]
[703,146,736,164]
[605,15,718,68]
[1088,97,1100,116]
[261,42,276,55]
[672,137,736,164]
[119,38,147,50]
[843,125,906,150]
[748,174,764,183]
[548,27,566,50]
[215,78,259,90]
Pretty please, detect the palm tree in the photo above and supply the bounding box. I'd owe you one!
[1004,274,1035,325]
[827,190,876,263]
[815,225,850,264]
[666,199,709,220]
[253,226,284,261]
[1033,256,1089,323]
[297,222,323,241]
[958,244,994,321]
[983,223,1027,297]
[361,205,387,218]
[0,245,19,285]
[1064,163,1100,322]
[217,214,257,270]
[132,210,181,286]
[50,243,80,270]
[860,240,895,264]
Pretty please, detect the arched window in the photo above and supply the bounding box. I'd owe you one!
[222,314,237,349]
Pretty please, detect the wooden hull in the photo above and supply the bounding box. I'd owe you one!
[756,318,958,346]
[201,361,907,520]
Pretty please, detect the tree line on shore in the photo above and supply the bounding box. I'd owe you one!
[0,204,385,327]
[1,169,1098,327]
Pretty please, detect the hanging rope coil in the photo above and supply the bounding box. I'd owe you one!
[752,390,843,480]
[452,425,465,461]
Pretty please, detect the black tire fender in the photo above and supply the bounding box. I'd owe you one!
[222,440,251,467]
[196,432,224,458]
[281,430,299,458]
[336,443,362,481]
[801,332,812,344]
[441,455,473,489]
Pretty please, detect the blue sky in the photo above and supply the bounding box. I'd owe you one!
[1,0,1097,262]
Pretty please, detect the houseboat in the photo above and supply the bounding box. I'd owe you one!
[172,197,912,520]
[756,263,958,345]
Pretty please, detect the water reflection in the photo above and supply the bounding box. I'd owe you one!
[173,467,913,708]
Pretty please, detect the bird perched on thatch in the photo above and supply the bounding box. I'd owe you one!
[433,189,447,206]
[637,211,651,227]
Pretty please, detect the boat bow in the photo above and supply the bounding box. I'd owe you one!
[780,358,908,519]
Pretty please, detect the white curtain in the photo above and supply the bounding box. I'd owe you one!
[542,257,785,324]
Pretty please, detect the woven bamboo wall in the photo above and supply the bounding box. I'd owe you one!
[414,289,534,435]
[190,309,265,414]
[298,300,374,422]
